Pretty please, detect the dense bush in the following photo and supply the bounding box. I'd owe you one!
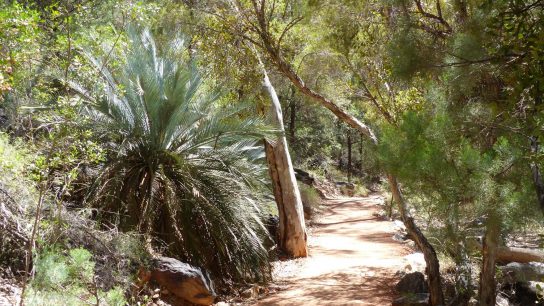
[81,29,274,284]
[25,247,126,306]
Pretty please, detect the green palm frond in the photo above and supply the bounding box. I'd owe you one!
[82,27,274,284]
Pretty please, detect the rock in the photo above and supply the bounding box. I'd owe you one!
[496,294,510,306]
[393,233,409,242]
[335,181,355,196]
[500,262,544,283]
[139,257,216,305]
[395,272,428,294]
[392,293,429,306]
[393,220,407,231]
[403,253,426,273]
[294,168,315,185]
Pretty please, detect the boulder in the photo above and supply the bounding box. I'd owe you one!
[139,257,216,305]
[294,168,315,185]
[395,272,428,294]
[512,281,542,305]
[500,262,544,283]
[392,293,429,306]
[496,294,511,306]
[335,182,355,196]
[402,253,426,273]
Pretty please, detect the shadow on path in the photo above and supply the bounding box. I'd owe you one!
[253,196,410,306]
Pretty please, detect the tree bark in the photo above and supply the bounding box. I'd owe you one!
[478,212,500,305]
[347,130,352,183]
[530,81,544,212]
[387,175,445,306]
[262,68,307,258]
[359,134,364,173]
[289,96,296,145]
[496,246,544,264]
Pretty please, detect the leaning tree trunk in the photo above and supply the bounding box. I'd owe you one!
[247,4,443,302]
[387,175,445,305]
[263,48,444,304]
[530,81,544,213]
[227,0,307,258]
[262,41,444,305]
[261,68,308,258]
[479,212,500,306]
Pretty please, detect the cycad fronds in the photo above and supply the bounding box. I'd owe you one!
[84,28,274,283]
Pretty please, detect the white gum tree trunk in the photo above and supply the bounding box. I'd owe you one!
[261,68,308,258]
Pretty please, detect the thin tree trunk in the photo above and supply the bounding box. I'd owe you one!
[228,0,307,258]
[530,82,544,212]
[479,212,500,305]
[347,130,352,183]
[530,136,544,212]
[387,175,445,305]
[289,96,296,145]
[262,69,307,258]
[359,134,363,173]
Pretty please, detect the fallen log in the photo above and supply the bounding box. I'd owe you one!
[468,238,544,264]
[496,246,544,264]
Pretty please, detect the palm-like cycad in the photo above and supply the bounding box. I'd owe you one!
[85,29,274,283]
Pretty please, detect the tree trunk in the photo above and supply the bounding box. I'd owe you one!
[496,246,544,264]
[387,175,445,306]
[228,0,307,258]
[530,81,544,212]
[347,130,352,183]
[289,88,296,145]
[262,69,307,258]
[249,7,443,302]
[359,134,364,173]
[478,212,500,306]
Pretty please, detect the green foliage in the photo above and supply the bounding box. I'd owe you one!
[26,247,126,306]
[82,28,274,283]
[0,1,41,99]
[387,31,428,80]
[353,184,369,197]
[299,183,321,219]
[379,108,541,256]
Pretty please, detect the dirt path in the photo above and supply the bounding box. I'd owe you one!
[254,195,410,306]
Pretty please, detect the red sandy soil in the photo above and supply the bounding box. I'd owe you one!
[253,195,410,306]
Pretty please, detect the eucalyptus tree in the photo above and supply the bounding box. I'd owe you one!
[81,28,276,283]
[197,1,445,304]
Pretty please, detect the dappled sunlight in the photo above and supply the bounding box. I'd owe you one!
[254,196,410,305]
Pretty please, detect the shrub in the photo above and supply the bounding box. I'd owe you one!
[299,184,321,220]
[0,132,36,272]
[81,28,274,284]
[25,247,126,306]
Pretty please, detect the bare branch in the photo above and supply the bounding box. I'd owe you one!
[277,16,304,53]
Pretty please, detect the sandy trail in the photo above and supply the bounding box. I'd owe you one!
[254,195,410,306]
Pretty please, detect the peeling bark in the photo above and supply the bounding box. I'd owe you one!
[262,68,307,258]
